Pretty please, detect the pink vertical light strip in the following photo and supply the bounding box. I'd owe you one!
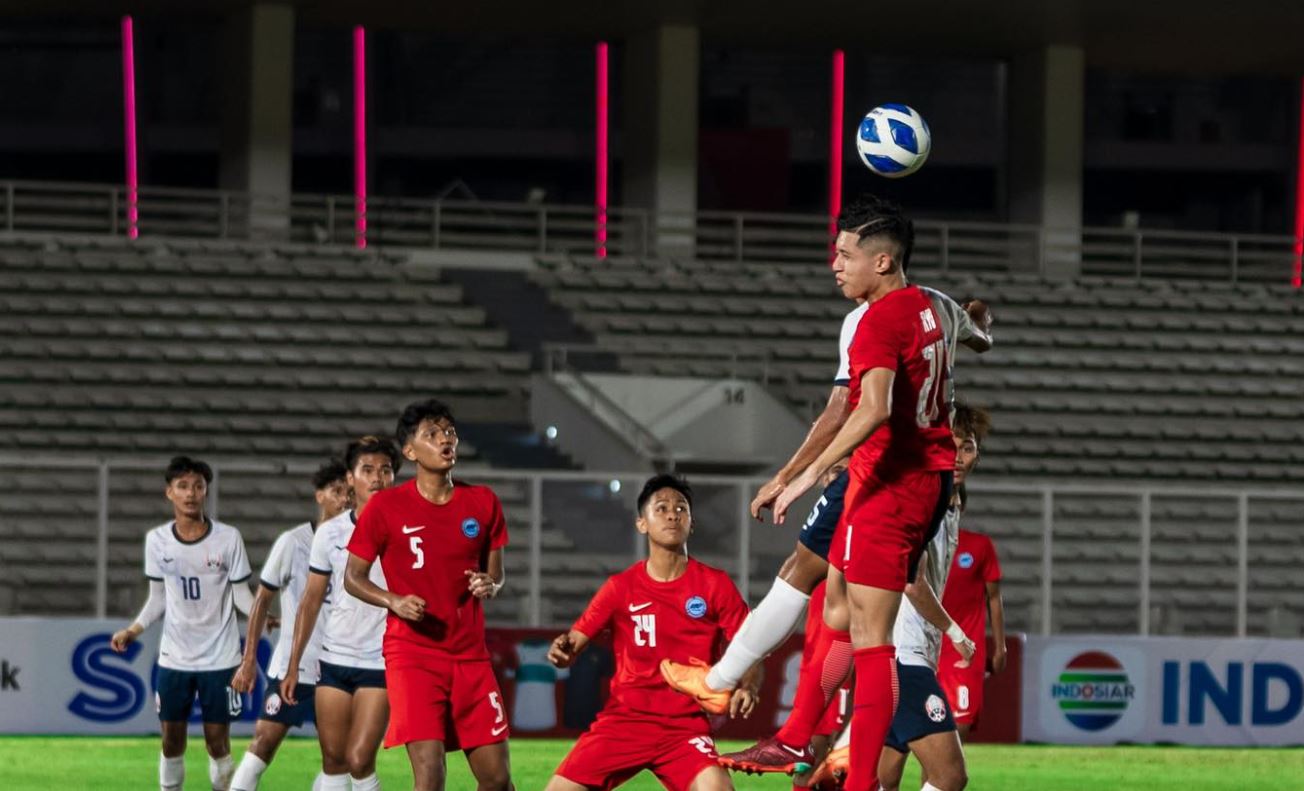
[121,16,139,239]
[595,41,609,259]
[353,25,367,249]
[1293,76,1304,288]
[828,49,845,251]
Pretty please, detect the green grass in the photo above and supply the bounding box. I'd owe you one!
[4,736,1304,790]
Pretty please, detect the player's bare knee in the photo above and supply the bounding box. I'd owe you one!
[346,749,376,778]
[475,773,511,791]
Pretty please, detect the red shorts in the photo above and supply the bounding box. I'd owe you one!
[830,469,946,592]
[936,659,985,725]
[555,708,720,791]
[384,655,508,750]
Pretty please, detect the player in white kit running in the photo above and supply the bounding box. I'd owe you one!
[281,436,399,791]
[229,458,352,790]
[111,456,256,791]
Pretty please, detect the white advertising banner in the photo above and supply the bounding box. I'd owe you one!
[1023,635,1304,746]
[0,617,289,735]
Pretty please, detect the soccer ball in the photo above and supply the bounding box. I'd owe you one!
[856,104,931,178]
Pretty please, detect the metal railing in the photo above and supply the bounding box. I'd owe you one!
[2,456,1300,637]
[1,179,1298,283]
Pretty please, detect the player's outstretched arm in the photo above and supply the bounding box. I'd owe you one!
[903,558,975,667]
[231,584,276,693]
[280,571,328,705]
[547,630,590,669]
[111,579,166,652]
[752,386,851,520]
[960,299,994,352]
[772,368,894,523]
[986,579,1007,673]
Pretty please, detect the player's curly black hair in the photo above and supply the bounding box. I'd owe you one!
[952,400,993,446]
[344,435,402,473]
[836,194,915,272]
[311,457,349,490]
[636,474,693,514]
[164,455,212,485]
[395,398,456,448]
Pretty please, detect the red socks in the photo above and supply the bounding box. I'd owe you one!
[844,645,899,791]
[776,620,853,749]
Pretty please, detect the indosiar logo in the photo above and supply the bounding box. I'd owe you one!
[68,633,147,722]
[1050,650,1135,731]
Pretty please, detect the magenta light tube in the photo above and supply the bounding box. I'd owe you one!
[121,16,138,239]
[595,41,609,258]
[827,49,845,251]
[354,25,367,249]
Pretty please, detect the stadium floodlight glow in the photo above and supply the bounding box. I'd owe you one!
[608,479,621,494]
[354,25,367,249]
[545,425,558,441]
[121,15,138,240]
[828,49,845,252]
[595,41,610,259]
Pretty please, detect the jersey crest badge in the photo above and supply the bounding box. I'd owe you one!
[958,552,974,569]
[461,518,481,539]
[684,595,707,619]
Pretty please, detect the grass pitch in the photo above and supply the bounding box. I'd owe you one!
[3,736,1302,789]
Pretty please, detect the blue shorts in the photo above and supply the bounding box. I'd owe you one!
[884,662,956,753]
[155,667,242,724]
[797,470,849,561]
[260,679,316,727]
[318,661,386,694]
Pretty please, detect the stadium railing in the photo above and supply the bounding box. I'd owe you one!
[3,455,1300,638]
[1,179,1298,283]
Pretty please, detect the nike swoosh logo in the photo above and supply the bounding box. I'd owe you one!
[628,602,652,612]
[490,723,508,736]
[401,525,426,534]
[780,744,805,757]
[334,545,347,551]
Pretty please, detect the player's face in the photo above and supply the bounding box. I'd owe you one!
[347,452,395,508]
[315,478,351,522]
[636,488,692,548]
[404,418,458,473]
[164,472,207,520]
[953,432,980,486]
[832,231,891,301]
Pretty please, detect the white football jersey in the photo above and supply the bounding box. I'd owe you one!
[894,504,961,670]
[144,519,252,672]
[308,510,387,670]
[260,522,325,684]
[919,286,977,421]
[833,303,870,385]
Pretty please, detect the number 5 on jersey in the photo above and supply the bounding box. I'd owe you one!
[410,536,424,569]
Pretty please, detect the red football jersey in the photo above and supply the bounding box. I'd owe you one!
[846,284,956,480]
[348,479,508,660]
[572,558,749,718]
[938,528,1002,668]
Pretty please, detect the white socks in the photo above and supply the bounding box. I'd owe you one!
[921,784,946,791]
[351,773,381,790]
[318,773,352,790]
[230,752,267,790]
[160,754,185,791]
[706,577,810,690]
[210,753,235,790]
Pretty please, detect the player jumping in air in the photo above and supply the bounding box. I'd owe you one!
[280,436,400,791]
[663,195,991,779]
[345,399,514,791]
[545,475,761,791]
[228,457,352,790]
[111,455,256,791]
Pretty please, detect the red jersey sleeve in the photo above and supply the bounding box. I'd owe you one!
[979,534,1002,583]
[848,301,909,376]
[572,576,619,639]
[347,500,386,563]
[487,491,508,550]
[713,572,751,642]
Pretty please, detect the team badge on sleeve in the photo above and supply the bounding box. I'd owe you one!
[684,596,707,619]
[461,518,481,539]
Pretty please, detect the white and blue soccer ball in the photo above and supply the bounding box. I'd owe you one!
[856,104,931,178]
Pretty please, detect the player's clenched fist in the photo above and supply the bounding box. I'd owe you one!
[109,627,139,653]
[962,298,993,333]
[548,633,577,668]
[465,569,500,599]
[389,593,427,621]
